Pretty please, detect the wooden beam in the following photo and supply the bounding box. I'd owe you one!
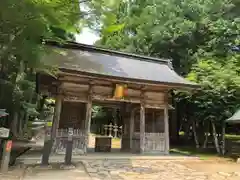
[145,104,165,109]
[92,101,120,108]
[139,91,146,154]
[60,76,169,93]
[92,95,141,104]
[59,75,112,86]
[63,95,87,103]
[61,82,89,90]
[60,72,174,89]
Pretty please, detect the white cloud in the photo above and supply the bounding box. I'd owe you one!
[75,28,100,45]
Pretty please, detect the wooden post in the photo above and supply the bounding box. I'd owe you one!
[41,126,52,165]
[129,108,135,151]
[65,128,73,165]
[84,85,93,153]
[140,103,145,154]
[164,105,169,155]
[41,93,62,165]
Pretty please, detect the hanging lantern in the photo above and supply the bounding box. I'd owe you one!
[114,84,127,99]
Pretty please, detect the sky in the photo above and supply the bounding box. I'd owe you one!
[75,28,99,45]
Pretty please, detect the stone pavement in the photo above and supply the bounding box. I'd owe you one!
[22,163,91,180]
[82,159,240,180]
[1,159,240,180]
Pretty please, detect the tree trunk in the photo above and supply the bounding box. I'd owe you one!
[185,119,192,140]
[211,120,221,154]
[11,60,25,137]
[221,122,226,155]
[18,111,23,137]
[23,89,34,131]
[203,122,209,148]
[192,120,200,148]
[11,111,19,137]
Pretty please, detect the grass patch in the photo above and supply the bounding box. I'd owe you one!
[170,146,220,160]
[170,146,234,161]
[225,134,240,141]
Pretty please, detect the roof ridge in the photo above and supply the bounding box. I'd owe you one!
[46,40,170,65]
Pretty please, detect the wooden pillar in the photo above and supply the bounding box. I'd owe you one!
[42,93,62,165]
[140,97,145,154]
[129,108,135,150]
[170,92,178,144]
[164,104,170,155]
[51,94,63,138]
[152,111,155,133]
[84,85,93,153]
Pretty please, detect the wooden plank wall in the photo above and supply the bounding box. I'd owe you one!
[131,109,166,153]
[59,77,167,109]
[133,109,165,133]
[59,101,86,129]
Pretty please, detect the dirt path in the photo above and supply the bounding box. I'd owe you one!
[181,160,240,173]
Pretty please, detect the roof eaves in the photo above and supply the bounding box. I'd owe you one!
[45,40,170,65]
[59,68,200,90]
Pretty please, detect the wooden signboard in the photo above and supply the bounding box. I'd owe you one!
[0,127,10,138]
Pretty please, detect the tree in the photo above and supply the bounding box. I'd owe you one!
[97,0,239,75]
[0,0,82,135]
[96,0,240,154]
[0,0,126,139]
[183,54,240,153]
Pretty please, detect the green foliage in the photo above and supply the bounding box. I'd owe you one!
[92,106,107,119]
[0,0,80,136]
[97,0,240,74]
[0,0,125,137]
[184,54,240,123]
[97,0,240,148]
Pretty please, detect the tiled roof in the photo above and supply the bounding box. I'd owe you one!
[42,41,198,88]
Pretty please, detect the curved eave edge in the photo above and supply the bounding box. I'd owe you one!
[45,41,170,64]
[225,109,240,123]
[226,119,240,124]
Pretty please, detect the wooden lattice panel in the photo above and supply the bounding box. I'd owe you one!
[59,102,86,129]
[52,128,86,155]
[131,132,166,153]
[144,133,165,153]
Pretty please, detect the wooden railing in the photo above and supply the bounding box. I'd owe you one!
[52,128,86,155]
[132,132,166,153]
[144,133,165,153]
